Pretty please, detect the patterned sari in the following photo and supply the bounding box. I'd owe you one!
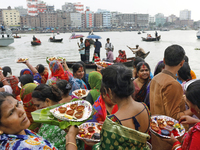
[88,95,118,123]
[181,122,200,150]
[134,78,151,102]
[20,83,41,132]
[6,75,20,97]
[92,117,150,150]
[47,60,73,85]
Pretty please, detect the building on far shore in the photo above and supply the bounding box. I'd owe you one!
[2,7,20,27]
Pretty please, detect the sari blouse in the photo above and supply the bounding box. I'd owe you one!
[0,129,58,150]
[92,117,150,150]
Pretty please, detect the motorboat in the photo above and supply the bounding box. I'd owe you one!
[197,29,200,39]
[142,35,161,42]
[0,27,14,47]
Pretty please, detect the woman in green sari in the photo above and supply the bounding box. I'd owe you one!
[65,64,151,150]
[86,71,102,105]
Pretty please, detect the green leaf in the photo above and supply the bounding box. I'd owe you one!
[31,99,96,129]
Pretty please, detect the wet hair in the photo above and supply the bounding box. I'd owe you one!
[106,38,110,41]
[0,92,14,124]
[186,80,200,109]
[136,45,139,48]
[133,57,145,68]
[80,37,83,40]
[72,63,83,75]
[56,80,71,96]
[154,61,165,76]
[164,45,185,66]
[184,55,189,63]
[101,64,134,98]
[36,64,45,74]
[2,66,12,77]
[178,62,191,81]
[20,74,34,86]
[32,84,62,102]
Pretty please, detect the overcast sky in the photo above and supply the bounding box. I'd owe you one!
[1,0,199,21]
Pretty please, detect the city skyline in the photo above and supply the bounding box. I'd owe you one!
[1,0,199,21]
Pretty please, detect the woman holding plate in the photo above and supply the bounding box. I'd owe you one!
[31,84,67,149]
[163,79,200,150]
[65,64,151,150]
[69,63,88,96]
[46,60,72,86]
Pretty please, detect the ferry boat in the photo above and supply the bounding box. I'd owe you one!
[197,29,200,39]
[0,27,14,47]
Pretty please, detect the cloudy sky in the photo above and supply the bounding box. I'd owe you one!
[1,0,199,21]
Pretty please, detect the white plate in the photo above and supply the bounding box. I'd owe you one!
[50,100,93,122]
[72,89,89,99]
[95,61,113,69]
[16,58,29,63]
[149,115,185,139]
[76,122,102,142]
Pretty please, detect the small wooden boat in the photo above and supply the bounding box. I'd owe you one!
[31,40,41,46]
[142,35,161,41]
[49,38,63,42]
[13,36,21,38]
[66,54,149,69]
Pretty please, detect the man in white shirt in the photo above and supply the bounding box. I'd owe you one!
[105,38,113,56]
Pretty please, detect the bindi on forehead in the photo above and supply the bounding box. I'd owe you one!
[142,64,146,69]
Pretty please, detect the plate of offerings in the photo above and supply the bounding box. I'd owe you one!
[72,89,89,99]
[47,57,65,62]
[16,58,28,63]
[50,100,93,122]
[149,115,185,138]
[77,122,103,142]
[95,61,113,69]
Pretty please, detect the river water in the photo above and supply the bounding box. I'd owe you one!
[0,30,200,77]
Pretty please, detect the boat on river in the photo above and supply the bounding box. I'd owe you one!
[31,40,41,46]
[13,35,21,38]
[66,56,149,69]
[49,37,63,42]
[197,30,200,39]
[0,27,14,47]
[142,35,161,42]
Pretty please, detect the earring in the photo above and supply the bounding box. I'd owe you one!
[0,130,3,135]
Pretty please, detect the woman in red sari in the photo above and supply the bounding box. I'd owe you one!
[164,79,200,150]
[116,50,127,62]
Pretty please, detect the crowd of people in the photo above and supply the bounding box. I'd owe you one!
[0,44,200,150]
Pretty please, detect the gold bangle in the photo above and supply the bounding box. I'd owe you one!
[172,144,181,150]
[66,142,77,148]
[1,78,6,82]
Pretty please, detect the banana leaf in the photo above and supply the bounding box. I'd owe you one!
[31,99,95,129]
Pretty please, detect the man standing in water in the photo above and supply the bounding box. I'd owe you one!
[149,44,192,150]
[77,38,85,62]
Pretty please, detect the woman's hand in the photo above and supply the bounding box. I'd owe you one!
[0,71,5,79]
[82,139,99,147]
[161,133,178,146]
[179,115,200,125]
[65,125,79,137]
